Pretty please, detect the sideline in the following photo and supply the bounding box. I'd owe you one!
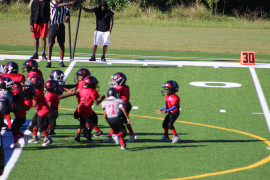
[59,108,270,180]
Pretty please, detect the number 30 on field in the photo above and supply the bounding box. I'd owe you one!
[240,51,255,65]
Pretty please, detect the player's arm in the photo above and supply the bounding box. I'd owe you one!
[58,90,76,99]
[156,106,166,114]
[103,110,108,123]
[32,99,37,108]
[94,95,105,105]
[82,7,95,13]
[120,106,130,124]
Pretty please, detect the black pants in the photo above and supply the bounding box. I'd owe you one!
[162,111,180,129]
[79,112,98,130]
[48,107,58,132]
[108,117,127,135]
[11,117,26,136]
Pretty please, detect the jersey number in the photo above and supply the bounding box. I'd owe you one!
[108,104,115,115]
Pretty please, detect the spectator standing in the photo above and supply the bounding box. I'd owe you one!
[82,0,114,62]
[30,0,50,60]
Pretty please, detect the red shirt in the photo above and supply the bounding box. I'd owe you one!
[77,88,99,118]
[13,99,32,118]
[114,85,130,104]
[45,92,59,110]
[34,88,49,117]
[1,73,25,95]
[76,81,84,103]
[27,70,44,81]
[165,94,180,113]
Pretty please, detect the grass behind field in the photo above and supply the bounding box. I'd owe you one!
[2,60,270,180]
[1,16,270,56]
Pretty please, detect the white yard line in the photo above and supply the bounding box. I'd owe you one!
[249,68,270,134]
[64,60,76,81]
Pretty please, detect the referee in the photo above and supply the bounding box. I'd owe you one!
[82,0,114,62]
[46,0,75,68]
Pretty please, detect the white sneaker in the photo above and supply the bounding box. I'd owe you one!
[121,145,126,150]
[127,134,138,142]
[103,137,114,143]
[28,136,39,144]
[42,137,53,147]
[112,134,120,145]
[23,135,29,146]
[37,132,43,141]
[159,136,170,142]
[172,135,181,143]
[10,142,21,148]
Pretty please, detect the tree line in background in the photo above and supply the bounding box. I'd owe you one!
[2,0,270,18]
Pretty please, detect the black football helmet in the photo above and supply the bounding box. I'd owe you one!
[45,80,62,94]
[83,76,99,89]
[106,87,120,98]
[29,75,43,88]
[23,60,38,72]
[0,77,14,91]
[162,80,179,94]
[5,61,19,73]
[75,68,91,82]
[109,72,127,87]
[50,70,65,85]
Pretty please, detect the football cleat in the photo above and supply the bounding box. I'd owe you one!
[112,134,120,145]
[92,131,104,137]
[10,142,21,148]
[42,53,48,60]
[121,145,126,150]
[28,136,39,144]
[29,53,38,60]
[74,134,80,142]
[101,56,106,62]
[89,55,96,61]
[159,136,170,142]
[127,134,138,143]
[42,137,53,147]
[172,135,181,144]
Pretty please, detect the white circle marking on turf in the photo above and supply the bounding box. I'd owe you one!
[189,81,242,88]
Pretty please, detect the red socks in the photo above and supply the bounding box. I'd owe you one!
[126,124,134,135]
[93,125,101,132]
[171,128,178,136]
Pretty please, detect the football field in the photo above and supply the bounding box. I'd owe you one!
[0,54,270,180]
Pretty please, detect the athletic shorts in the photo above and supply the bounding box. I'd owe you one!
[48,24,65,44]
[32,23,49,39]
[93,30,110,46]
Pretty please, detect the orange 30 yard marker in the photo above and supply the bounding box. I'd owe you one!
[240,51,255,65]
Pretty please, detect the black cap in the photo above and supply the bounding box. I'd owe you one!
[99,0,107,6]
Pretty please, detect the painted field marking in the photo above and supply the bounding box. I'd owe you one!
[63,60,76,81]
[59,108,270,180]
[249,68,270,133]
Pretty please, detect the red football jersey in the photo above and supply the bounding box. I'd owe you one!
[27,70,44,82]
[77,88,100,118]
[114,85,130,104]
[34,88,49,117]
[76,81,84,103]
[165,94,180,113]
[45,92,59,110]
[1,73,25,95]
[13,99,32,118]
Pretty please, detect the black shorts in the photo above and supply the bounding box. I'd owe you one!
[107,117,127,135]
[162,111,180,129]
[48,24,65,44]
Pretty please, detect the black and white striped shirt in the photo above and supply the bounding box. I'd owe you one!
[50,0,70,25]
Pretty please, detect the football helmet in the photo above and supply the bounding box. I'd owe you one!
[5,61,19,73]
[50,70,65,85]
[22,59,38,72]
[29,75,43,88]
[0,77,14,91]
[162,80,179,94]
[75,68,91,82]
[83,76,99,89]
[45,80,62,94]
[0,64,7,74]
[106,87,120,98]
[109,72,127,87]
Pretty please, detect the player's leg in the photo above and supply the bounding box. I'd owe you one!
[160,114,170,142]
[90,112,104,137]
[168,112,181,143]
